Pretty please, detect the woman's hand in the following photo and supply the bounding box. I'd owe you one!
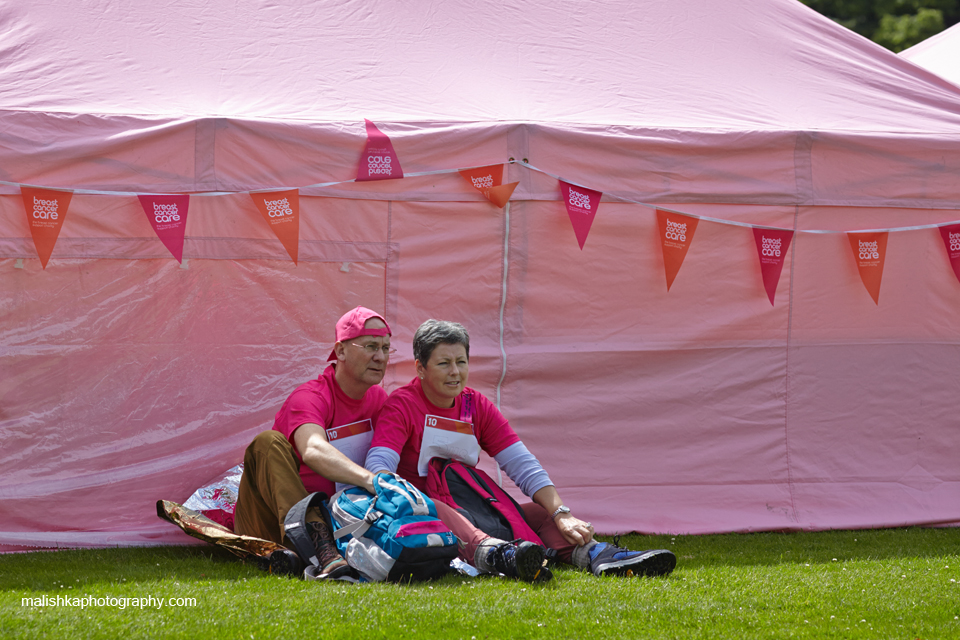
[554,512,594,546]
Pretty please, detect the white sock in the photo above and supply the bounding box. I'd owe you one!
[473,537,508,573]
[571,540,599,568]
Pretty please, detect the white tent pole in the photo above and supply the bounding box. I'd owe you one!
[494,200,512,487]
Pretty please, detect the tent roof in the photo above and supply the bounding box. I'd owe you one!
[4,0,960,132]
[900,22,960,88]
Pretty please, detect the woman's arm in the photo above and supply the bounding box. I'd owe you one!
[364,446,401,474]
[531,484,594,547]
[494,442,594,547]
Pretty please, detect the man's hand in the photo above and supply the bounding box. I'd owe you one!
[554,512,595,546]
[360,471,376,494]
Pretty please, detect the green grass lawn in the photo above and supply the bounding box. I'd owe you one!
[2,528,958,639]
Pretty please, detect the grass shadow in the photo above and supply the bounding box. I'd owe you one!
[2,526,958,593]
[609,526,960,570]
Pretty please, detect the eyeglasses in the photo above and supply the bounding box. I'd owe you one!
[351,342,397,357]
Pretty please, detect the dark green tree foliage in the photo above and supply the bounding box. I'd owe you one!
[801,0,960,51]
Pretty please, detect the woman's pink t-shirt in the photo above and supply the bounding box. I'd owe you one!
[371,377,520,491]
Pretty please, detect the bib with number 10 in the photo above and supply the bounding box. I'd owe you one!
[416,415,480,476]
[326,419,374,467]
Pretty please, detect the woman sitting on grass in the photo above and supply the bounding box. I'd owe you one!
[365,319,676,582]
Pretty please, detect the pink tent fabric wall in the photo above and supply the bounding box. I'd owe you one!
[2,0,960,550]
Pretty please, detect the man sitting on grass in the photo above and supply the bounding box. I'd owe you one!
[234,306,393,580]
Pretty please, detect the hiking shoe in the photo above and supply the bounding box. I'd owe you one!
[487,540,551,583]
[588,542,676,577]
[306,519,357,581]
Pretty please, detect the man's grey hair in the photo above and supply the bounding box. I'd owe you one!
[413,319,470,365]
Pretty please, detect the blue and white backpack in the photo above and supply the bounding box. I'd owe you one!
[329,472,459,582]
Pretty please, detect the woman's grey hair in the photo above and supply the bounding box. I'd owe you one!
[413,319,470,365]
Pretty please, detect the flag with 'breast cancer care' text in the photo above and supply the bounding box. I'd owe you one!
[560,181,602,250]
[459,165,519,208]
[752,227,794,305]
[657,210,699,291]
[356,120,403,181]
[847,231,888,305]
[20,186,73,269]
[938,223,960,285]
[250,189,300,264]
[138,194,190,263]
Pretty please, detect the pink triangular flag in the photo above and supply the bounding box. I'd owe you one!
[138,194,190,263]
[752,227,794,305]
[356,119,403,181]
[938,223,960,284]
[559,181,601,250]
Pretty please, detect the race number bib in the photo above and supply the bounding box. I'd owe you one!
[417,415,480,476]
[326,419,374,467]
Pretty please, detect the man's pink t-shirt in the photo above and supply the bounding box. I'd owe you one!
[371,377,520,491]
[273,364,388,495]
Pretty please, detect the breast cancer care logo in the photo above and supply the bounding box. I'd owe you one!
[20,186,74,269]
[951,232,960,253]
[560,181,602,250]
[458,165,519,208]
[664,219,687,242]
[263,197,294,220]
[32,196,60,223]
[938,224,960,285]
[656,209,700,291]
[152,202,181,225]
[366,151,394,177]
[752,228,793,306]
[138,194,191,263]
[250,189,300,264]
[357,120,403,181]
[568,188,592,211]
[847,231,888,305]
[761,236,781,257]
[471,174,494,191]
[858,240,880,261]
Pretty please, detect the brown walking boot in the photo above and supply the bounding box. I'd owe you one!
[304,516,357,581]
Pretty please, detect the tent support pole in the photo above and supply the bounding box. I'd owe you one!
[494,200,512,487]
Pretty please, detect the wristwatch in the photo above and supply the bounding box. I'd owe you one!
[551,505,571,519]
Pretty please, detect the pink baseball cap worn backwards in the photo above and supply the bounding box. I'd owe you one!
[327,306,392,361]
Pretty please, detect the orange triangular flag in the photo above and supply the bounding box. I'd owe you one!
[847,231,888,305]
[459,165,518,208]
[250,189,300,264]
[20,186,73,269]
[656,209,699,290]
[485,182,519,208]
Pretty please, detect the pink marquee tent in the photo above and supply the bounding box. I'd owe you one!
[3,0,960,551]
[901,22,960,86]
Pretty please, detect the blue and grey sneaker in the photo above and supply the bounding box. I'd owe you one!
[487,540,553,583]
[588,540,676,577]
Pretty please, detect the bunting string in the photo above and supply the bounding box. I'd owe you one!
[5,160,959,235]
[11,119,960,306]
[516,162,960,235]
